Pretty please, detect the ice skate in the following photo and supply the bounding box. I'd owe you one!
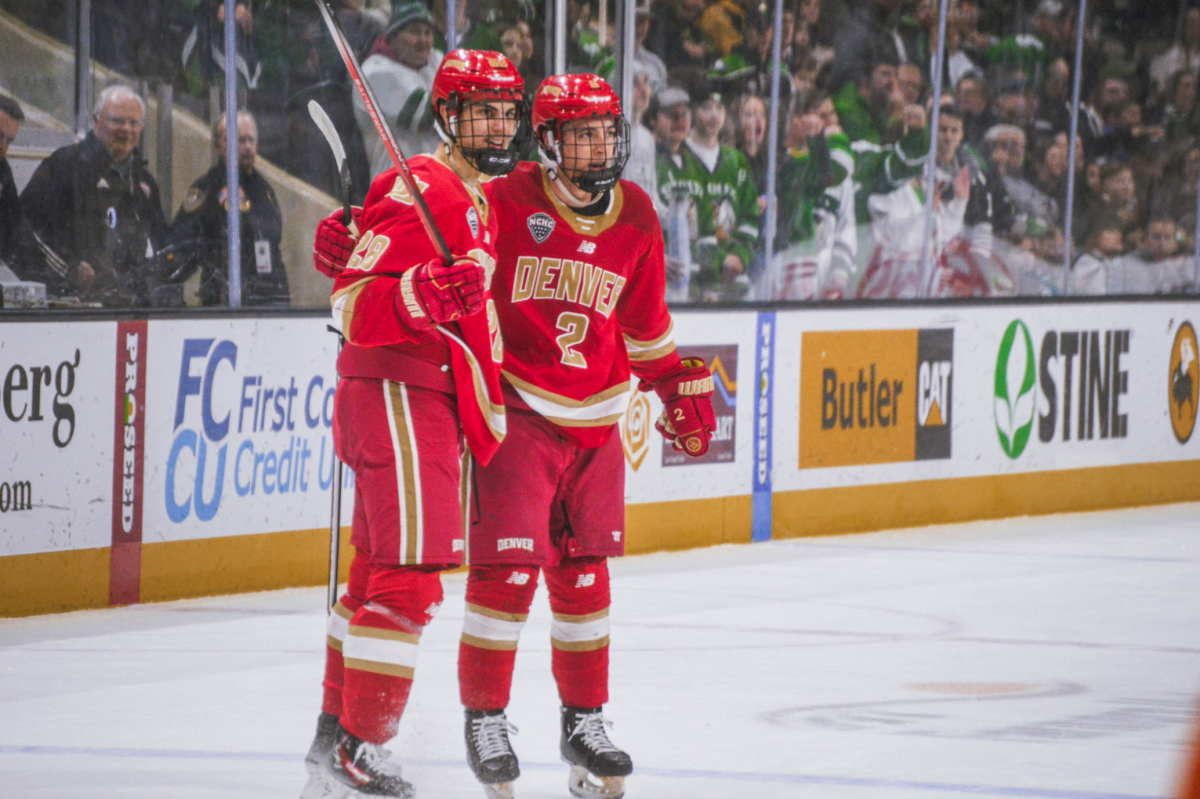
[465,709,520,799]
[300,726,415,799]
[559,707,632,799]
[305,711,341,775]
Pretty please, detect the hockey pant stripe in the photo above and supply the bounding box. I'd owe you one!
[383,380,424,565]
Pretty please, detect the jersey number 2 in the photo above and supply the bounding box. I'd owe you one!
[555,312,589,368]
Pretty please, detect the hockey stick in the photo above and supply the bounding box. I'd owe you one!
[312,0,451,262]
[307,100,353,228]
[306,98,352,614]
[325,324,345,613]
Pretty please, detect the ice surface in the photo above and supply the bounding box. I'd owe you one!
[1,503,1198,798]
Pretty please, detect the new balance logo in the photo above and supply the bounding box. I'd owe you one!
[498,538,535,553]
[577,241,596,254]
[575,574,596,588]
[506,572,531,585]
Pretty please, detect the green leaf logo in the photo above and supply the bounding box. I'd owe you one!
[994,320,1036,459]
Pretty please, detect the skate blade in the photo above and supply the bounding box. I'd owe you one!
[300,770,351,799]
[482,781,515,799]
[567,765,625,799]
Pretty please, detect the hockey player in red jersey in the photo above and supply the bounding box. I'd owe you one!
[302,50,527,799]
[457,74,717,799]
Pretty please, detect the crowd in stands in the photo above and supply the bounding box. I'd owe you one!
[2,0,1199,306]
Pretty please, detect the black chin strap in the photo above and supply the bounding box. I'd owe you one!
[575,190,611,218]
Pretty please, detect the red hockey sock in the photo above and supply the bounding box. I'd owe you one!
[321,549,370,717]
[546,558,611,709]
[458,565,539,710]
[339,564,444,743]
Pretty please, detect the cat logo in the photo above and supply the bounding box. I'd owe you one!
[918,360,952,427]
[1169,322,1199,444]
[527,212,556,244]
[387,175,430,206]
[621,389,651,471]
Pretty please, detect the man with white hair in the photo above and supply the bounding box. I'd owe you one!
[21,84,170,307]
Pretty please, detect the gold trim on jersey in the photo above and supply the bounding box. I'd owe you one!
[330,275,380,344]
[437,325,507,442]
[538,164,624,238]
[503,372,631,427]
[503,372,631,408]
[543,412,625,428]
[433,144,491,227]
[625,320,678,362]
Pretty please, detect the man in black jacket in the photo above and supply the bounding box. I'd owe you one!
[166,110,290,306]
[0,94,73,296]
[20,85,172,307]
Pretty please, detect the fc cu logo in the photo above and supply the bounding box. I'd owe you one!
[1169,322,1199,444]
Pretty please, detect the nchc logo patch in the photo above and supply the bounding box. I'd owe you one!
[799,329,952,468]
[1169,321,1198,444]
[527,212,556,244]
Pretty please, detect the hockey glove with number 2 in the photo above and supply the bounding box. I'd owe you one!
[641,358,717,457]
[313,207,362,277]
[396,257,486,329]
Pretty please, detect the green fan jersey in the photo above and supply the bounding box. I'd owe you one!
[657,140,760,298]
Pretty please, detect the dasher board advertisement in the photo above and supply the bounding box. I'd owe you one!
[0,322,115,557]
[141,318,352,543]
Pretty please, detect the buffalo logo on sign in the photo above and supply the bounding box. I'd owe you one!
[663,345,737,466]
[1169,322,1199,444]
[800,329,952,468]
[993,319,1131,459]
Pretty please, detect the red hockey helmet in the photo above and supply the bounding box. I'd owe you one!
[432,49,529,175]
[531,74,630,194]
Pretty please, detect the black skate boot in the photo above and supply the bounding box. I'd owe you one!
[300,726,415,799]
[305,712,341,775]
[465,709,520,799]
[559,706,633,799]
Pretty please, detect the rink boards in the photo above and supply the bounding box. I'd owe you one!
[2,301,1198,616]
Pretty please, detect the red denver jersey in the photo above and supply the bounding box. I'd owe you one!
[332,150,507,463]
[483,161,681,447]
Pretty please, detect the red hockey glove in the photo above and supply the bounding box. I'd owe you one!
[395,257,486,329]
[313,207,362,277]
[640,358,716,457]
